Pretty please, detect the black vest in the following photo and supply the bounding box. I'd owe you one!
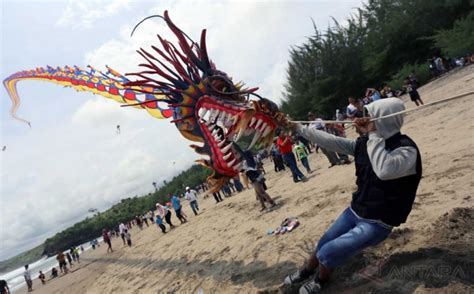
[351,133,422,227]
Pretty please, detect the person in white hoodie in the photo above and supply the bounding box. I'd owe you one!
[284,98,422,294]
[185,186,200,215]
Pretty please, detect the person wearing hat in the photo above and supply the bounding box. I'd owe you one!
[185,186,200,215]
[156,203,174,229]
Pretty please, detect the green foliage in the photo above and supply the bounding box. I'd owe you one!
[41,164,211,256]
[432,11,474,57]
[0,244,45,272]
[282,0,472,119]
[283,12,368,119]
[387,63,430,90]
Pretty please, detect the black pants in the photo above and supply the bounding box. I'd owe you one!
[213,192,223,203]
[175,208,186,223]
[164,211,173,227]
[157,223,166,233]
[273,155,285,172]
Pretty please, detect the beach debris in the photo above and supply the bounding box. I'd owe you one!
[268,217,300,236]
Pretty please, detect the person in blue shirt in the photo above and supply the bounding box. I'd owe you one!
[366,88,381,102]
[171,194,187,224]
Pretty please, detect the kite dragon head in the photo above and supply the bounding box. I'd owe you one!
[126,11,288,190]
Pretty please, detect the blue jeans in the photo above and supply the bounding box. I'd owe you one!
[316,207,392,269]
[283,152,305,182]
[234,179,244,192]
[301,157,311,172]
[190,200,199,215]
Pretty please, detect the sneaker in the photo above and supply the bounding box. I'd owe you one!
[299,279,323,294]
[266,204,277,213]
[301,176,308,182]
[284,269,312,285]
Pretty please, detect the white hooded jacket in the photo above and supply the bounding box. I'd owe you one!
[296,98,418,180]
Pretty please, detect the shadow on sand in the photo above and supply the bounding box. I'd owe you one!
[83,255,298,289]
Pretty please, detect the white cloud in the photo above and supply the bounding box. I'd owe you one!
[56,0,132,29]
[71,98,139,127]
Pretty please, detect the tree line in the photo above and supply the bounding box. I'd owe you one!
[41,164,211,256]
[281,0,473,119]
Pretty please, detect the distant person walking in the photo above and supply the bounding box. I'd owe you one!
[70,248,77,262]
[308,113,340,167]
[38,271,46,285]
[404,78,424,107]
[73,247,80,263]
[325,123,351,165]
[212,191,223,203]
[155,214,167,233]
[56,252,68,274]
[171,194,187,223]
[50,268,58,278]
[276,131,307,183]
[119,222,127,245]
[233,176,244,192]
[270,142,285,172]
[124,229,132,247]
[242,150,276,212]
[156,203,174,229]
[102,229,113,253]
[185,186,200,215]
[23,265,33,292]
[294,138,312,174]
[66,252,74,267]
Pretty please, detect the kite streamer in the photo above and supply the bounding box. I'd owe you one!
[3,65,173,126]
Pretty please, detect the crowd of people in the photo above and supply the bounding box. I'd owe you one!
[428,53,474,78]
[6,244,85,293]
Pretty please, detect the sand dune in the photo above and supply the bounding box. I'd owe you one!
[22,65,473,293]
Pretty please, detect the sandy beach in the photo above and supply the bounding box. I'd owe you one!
[19,66,473,293]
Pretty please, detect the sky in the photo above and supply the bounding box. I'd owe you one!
[0,0,361,260]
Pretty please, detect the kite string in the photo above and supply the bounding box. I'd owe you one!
[290,91,474,124]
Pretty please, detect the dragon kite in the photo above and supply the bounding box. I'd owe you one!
[3,11,288,190]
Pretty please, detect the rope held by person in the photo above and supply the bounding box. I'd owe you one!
[291,91,474,124]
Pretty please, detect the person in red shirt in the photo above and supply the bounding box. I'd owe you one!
[276,131,307,183]
[102,229,113,253]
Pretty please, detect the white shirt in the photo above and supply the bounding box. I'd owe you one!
[346,104,358,118]
[119,223,126,234]
[24,269,31,280]
[184,190,198,202]
[314,118,324,130]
